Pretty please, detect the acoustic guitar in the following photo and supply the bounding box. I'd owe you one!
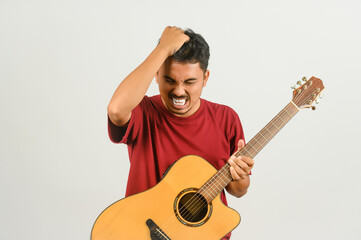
[91,76,324,240]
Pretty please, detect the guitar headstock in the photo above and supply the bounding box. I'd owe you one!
[292,76,325,110]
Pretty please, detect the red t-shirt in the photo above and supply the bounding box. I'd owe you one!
[108,95,244,239]
[108,94,244,198]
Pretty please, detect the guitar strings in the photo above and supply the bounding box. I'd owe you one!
[157,86,314,237]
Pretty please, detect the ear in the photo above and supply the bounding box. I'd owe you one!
[203,70,210,87]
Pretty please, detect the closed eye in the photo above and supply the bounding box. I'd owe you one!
[184,80,196,85]
[165,79,175,84]
[164,76,175,84]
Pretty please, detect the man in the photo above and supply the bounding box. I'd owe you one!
[107,26,254,239]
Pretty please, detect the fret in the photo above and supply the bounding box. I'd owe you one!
[220,172,230,186]
[201,189,213,199]
[284,107,293,118]
[223,166,232,178]
[203,188,215,199]
[263,126,275,137]
[242,148,255,158]
[248,141,259,152]
[290,101,300,111]
[211,178,222,192]
[203,182,216,198]
[258,131,269,143]
[253,137,264,148]
[276,114,287,125]
[218,171,230,185]
[222,164,232,178]
[270,120,281,131]
[208,181,219,196]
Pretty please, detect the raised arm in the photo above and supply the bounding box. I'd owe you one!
[107,26,190,126]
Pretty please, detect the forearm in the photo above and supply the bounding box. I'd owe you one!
[108,45,169,126]
[225,175,250,198]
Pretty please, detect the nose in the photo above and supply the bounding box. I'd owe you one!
[173,84,186,97]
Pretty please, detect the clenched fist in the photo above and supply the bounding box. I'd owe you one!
[158,26,190,57]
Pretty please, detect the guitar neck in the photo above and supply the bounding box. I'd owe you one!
[235,101,299,158]
[198,101,300,202]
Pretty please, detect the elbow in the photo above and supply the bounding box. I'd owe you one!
[107,102,118,120]
[107,103,129,127]
[107,102,118,118]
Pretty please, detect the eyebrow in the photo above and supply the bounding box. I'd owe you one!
[164,76,197,81]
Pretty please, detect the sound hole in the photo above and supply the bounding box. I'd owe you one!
[177,192,208,223]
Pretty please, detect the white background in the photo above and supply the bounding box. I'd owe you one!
[1,0,360,239]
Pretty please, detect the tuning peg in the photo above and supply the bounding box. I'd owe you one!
[291,85,296,89]
[302,76,307,82]
[311,106,316,111]
[319,93,324,98]
[297,80,302,85]
[315,99,320,104]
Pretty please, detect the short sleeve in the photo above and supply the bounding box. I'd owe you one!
[107,117,127,143]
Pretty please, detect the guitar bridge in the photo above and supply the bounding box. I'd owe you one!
[146,219,171,240]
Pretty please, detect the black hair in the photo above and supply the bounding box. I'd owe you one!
[172,29,210,72]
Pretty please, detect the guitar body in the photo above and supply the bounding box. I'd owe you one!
[91,155,240,240]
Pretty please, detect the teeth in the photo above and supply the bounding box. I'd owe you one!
[172,98,186,106]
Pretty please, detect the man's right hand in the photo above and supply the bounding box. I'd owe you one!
[158,26,190,57]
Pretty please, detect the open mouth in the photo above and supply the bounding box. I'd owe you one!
[172,98,187,106]
[170,96,189,110]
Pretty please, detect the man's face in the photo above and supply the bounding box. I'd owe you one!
[156,58,209,117]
